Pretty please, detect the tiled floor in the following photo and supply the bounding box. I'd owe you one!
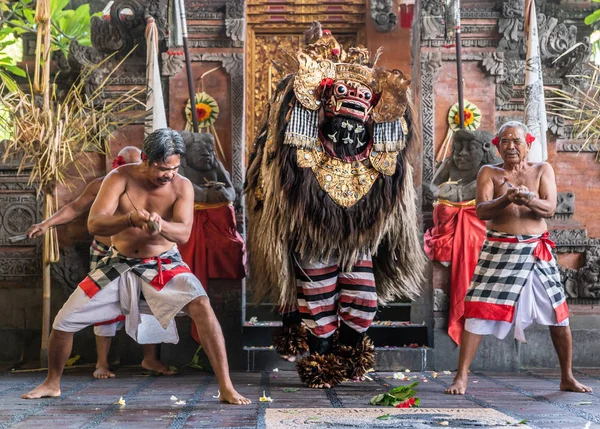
[0,366,598,428]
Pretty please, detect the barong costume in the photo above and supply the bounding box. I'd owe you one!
[55,246,204,344]
[464,230,569,343]
[245,22,426,387]
[424,200,486,344]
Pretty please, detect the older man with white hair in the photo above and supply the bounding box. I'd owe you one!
[445,121,591,395]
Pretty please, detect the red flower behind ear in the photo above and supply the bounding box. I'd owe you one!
[141,153,148,161]
[111,155,126,170]
[491,136,500,146]
[525,133,536,145]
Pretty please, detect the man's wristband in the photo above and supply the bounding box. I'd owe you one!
[128,212,134,228]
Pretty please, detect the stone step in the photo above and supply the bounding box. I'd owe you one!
[243,346,433,372]
[245,302,412,322]
[242,321,429,347]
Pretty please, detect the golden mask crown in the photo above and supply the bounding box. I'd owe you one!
[284,22,410,122]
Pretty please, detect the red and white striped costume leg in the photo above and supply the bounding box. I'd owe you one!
[338,255,377,333]
[296,254,377,338]
[296,258,340,338]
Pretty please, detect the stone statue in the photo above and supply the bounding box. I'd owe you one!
[431,129,500,202]
[579,260,600,298]
[179,132,235,203]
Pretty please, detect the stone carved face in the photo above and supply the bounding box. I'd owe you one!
[183,133,216,172]
[453,139,485,171]
[451,129,496,172]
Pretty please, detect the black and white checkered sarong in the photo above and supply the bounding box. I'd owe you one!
[89,239,110,271]
[80,246,191,298]
[464,230,568,324]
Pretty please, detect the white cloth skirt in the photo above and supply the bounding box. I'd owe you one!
[465,269,569,343]
[54,271,206,344]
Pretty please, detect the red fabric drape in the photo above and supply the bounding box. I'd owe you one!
[179,204,246,343]
[424,200,486,345]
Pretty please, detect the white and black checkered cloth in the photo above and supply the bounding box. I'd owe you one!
[283,103,319,148]
[80,246,191,298]
[89,239,110,271]
[464,230,567,323]
[373,118,405,152]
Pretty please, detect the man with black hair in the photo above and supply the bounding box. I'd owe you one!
[23,128,250,405]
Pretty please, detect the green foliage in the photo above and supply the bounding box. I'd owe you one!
[0,0,100,88]
[369,382,420,408]
[584,4,600,65]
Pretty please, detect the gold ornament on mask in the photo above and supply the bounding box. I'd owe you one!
[372,69,411,124]
[297,140,398,208]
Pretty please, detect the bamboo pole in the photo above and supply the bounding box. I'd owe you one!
[34,0,54,366]
[455,2,464,129]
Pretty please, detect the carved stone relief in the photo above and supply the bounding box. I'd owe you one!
[226,0,246,45]
[551,228,600,301]
[370,0,398,32]
[0,194,41,247]
[555,192,575,219]
[51,244,91,295]
[91,0,168,56]
[420,51,442,188]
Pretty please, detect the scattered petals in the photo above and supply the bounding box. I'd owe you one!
[404,369,411,373]
[273,368,279,372]
[393,372,408,380]
[259,391,273,402]
[439,421,449,426]
[116,397,126,406]
[431,372,439,378]
[174,400,186,405]
[212,390,220,399]
[472,380,479,384]
[170,395,178,401]
[442,371,452,375]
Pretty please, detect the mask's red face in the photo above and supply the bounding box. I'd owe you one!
[323,80,375,123]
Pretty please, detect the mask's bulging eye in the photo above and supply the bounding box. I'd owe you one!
[335,84,348,95]
[364,92,372,100]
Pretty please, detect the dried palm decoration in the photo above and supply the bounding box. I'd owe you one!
[0,55,145,194]
[546,62,600,160]
[0,0,143,363]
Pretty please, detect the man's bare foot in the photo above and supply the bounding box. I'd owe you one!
[22,382,60,399]
[560,377,593,393]
[280,354,296,362]
[219,387,251,404]
[141,358,176,375]
[93,366,115,379]
[445,374,468,395]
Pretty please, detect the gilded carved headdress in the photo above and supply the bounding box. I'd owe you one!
[279,22,411,153]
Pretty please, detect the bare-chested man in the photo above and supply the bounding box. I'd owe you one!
[23,128,250,405]
[26,146,173,379]
[446,121,591,395]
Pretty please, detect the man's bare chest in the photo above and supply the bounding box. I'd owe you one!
[120,189,176,217]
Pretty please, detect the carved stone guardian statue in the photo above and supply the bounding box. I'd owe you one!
[425,129,500,345]
[431,129,500,202]
[179,132,236,204]
[177,132,245,343]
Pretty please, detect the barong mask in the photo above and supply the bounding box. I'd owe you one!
[279,26,413,207]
